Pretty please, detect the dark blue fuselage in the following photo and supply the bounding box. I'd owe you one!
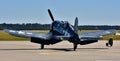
[51,21,80,43]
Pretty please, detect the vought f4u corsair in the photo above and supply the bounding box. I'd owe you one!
[4,9,117,51]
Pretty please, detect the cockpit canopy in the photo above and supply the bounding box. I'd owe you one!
[51,21,75,36]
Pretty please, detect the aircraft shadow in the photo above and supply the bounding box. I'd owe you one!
[43,48,72,51]
[0,48,108,52]
[0,48,40,51]
[44,48,108,51]
[0,48,72,51]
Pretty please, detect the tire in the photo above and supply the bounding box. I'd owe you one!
[109,38,113,46]
[106,43,109,47]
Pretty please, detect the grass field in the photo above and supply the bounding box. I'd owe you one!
[0,30,120,41]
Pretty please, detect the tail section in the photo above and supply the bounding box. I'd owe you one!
[74,17,78,33]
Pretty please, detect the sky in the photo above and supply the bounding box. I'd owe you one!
[0,0,120,25]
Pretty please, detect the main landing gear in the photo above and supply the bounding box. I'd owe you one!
[41,44,44,49]
[73,43,78,51]
[106,38,113,47]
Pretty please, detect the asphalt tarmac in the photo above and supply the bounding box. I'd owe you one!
[0,41,120,61]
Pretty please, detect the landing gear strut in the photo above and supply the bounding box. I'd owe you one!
[106,38,113,47]
[41,44,44,49]
[73,43,77,51]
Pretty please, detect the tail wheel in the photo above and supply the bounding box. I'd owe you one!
[106,38,113,47]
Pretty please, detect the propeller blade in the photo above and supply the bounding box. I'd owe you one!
[48,9,54,21]
[74,17,78,33]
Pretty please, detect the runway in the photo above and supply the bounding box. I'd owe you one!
[0,41,120,61]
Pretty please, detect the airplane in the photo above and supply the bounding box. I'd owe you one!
[4,9,117,51]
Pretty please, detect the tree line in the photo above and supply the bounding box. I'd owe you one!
[0,23,120,30]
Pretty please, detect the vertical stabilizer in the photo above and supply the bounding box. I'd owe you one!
[74,17,78,33]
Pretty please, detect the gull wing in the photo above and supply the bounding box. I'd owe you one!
[79,29,117,40]
[4,29,51,40]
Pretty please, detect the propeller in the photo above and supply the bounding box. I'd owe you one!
[74,17,78,33]
[48,9,55,22]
